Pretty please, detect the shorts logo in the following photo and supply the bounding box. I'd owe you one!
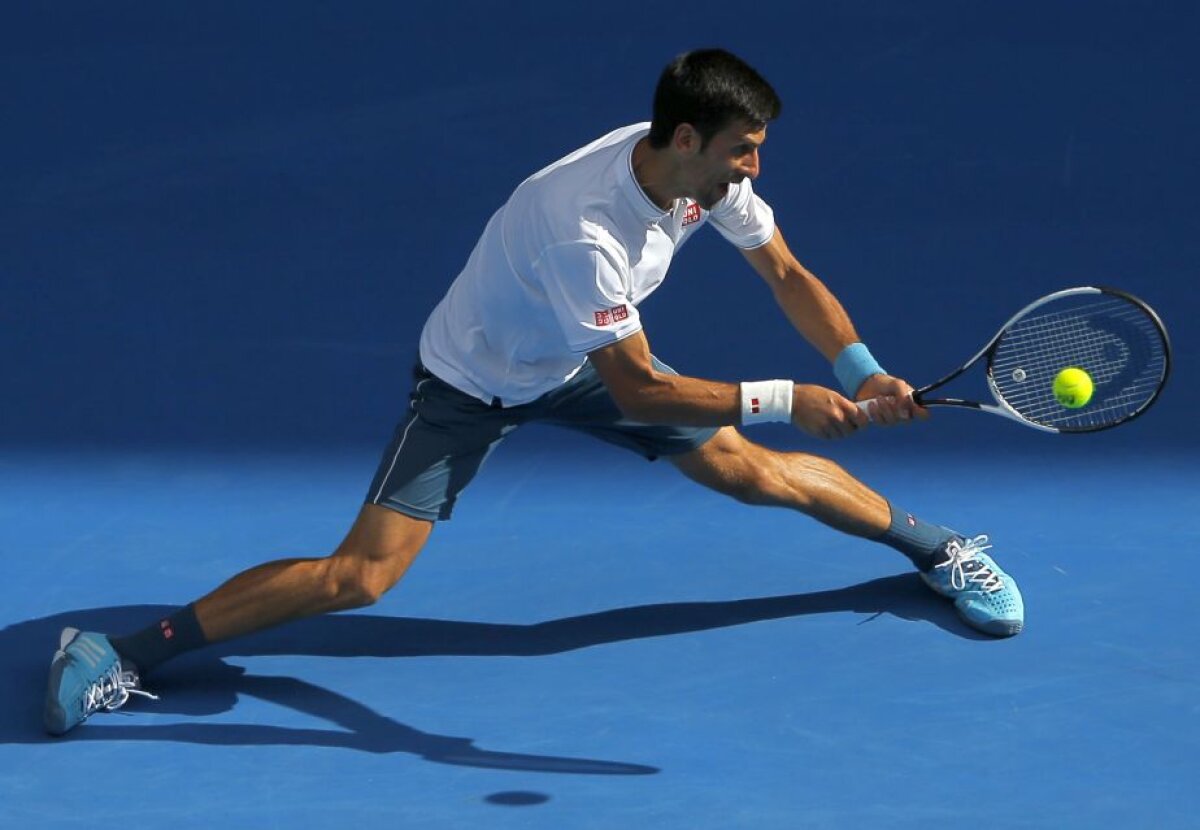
[750,397,761,415]
[160,619,175,640]
[907,514,917,528]
[594,304,629,327]
[682,202,702,226]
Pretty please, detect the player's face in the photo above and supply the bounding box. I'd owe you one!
[691,121,765,209]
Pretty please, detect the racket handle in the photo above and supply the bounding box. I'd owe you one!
[856,393,923,422]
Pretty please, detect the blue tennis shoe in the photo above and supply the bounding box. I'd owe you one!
[44,628,157,736]
[921,535,1024,637]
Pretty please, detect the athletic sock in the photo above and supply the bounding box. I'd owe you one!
[110,604,208,675]
[878,502,957,572]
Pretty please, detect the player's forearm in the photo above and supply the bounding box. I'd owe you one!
[613,372,743,426]
[769,263,861,362]
[616,372,864,437]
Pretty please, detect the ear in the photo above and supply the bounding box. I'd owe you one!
[671,123,702,157]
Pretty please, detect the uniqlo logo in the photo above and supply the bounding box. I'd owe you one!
[750,397,761,415]
[594,305,629,327]
[160,619,175,640]
[682,202,702,226]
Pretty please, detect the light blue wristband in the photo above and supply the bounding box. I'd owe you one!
[833,343,886,396]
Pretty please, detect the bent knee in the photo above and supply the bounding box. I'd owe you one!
[328,540,424,609]
[324,506,432,608]
[336,562,392,608]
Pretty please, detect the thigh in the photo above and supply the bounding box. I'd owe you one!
[331,503,434,595]
[537,356,719,461]
[336,503,434,562]
[366,366,519,521]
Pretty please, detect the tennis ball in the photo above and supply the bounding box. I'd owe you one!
[1053,367,1094,408]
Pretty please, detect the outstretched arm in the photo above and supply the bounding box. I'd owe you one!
[587,330,867,440]
[741,228,925,423]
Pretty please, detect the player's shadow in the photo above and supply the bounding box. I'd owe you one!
[0,571,981,771]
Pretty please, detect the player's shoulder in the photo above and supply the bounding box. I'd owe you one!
[508,124,646,243]
[522,123,648,190]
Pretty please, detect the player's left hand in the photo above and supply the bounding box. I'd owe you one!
[856,374,929,426]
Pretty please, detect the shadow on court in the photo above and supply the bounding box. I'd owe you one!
[1,572,979,771]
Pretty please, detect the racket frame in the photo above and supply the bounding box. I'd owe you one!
[898,286,1170,434]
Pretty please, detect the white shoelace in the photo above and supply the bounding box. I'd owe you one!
[82,664,159,718]
[934,535,1004,593]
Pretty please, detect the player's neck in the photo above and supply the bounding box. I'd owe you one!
[631,137,680,211]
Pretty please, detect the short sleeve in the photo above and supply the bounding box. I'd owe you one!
[533,241,643,353]
[708,179,776,249]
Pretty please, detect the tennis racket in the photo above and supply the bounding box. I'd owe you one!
[860,286,1171,434]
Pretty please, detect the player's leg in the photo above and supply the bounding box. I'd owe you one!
[541,359,965,589]
[668,426,891,538]
[110,505,430,680]
[44,506,432,737]
[668,426,966,563]
[45,364,519,735]
[539,359,889,541]
[669,427,1023,636]
[190,504,432,643]
[539,355,1021,637]
[112,363,501,672]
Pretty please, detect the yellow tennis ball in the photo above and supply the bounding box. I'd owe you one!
[1053,367,1094,408]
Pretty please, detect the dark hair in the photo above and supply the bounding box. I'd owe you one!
[647,49,782,149]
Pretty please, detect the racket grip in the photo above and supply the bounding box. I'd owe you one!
[856,394,921,422]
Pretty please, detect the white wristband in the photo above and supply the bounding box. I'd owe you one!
[740,380,794,425]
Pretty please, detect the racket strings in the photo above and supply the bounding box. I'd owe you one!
[989,296,1167,429]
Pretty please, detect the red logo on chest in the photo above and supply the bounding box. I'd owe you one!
[682,202,702,226]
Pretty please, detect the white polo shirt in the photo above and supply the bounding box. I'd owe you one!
[418,122,776,406]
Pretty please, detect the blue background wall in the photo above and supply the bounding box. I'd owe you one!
[4,1,1196,451]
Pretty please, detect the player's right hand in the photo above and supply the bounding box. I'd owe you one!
[790,384,869,439]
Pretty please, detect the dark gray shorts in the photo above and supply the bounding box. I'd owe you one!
[366,358,718,521]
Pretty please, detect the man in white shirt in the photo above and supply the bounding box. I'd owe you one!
[45,49,1024,736]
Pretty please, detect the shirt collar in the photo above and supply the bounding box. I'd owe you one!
[621,132,672,222]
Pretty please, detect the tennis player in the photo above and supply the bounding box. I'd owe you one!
[44,49,1023,736]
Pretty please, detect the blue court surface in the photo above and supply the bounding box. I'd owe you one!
[4,2,1199,828]
[3,435,1198,828]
